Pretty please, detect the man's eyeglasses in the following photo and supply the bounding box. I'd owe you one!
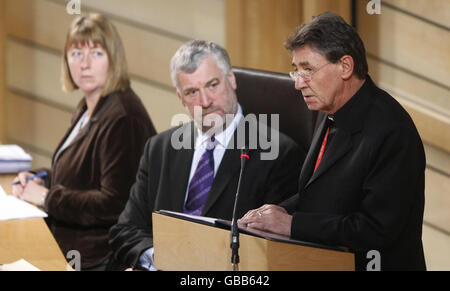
[289,62,333,82]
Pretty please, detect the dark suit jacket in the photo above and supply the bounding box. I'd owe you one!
[281,76,426,271]
[40,88,156,268]
[109,118,303,268]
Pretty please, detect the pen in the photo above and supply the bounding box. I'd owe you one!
[12,171,48,185]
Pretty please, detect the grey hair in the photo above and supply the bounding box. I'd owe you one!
[170,40,232,89]
[284,12,368,79]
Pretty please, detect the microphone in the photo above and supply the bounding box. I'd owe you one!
[230,147,250,271]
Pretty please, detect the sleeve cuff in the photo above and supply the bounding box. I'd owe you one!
[138,247,158,271]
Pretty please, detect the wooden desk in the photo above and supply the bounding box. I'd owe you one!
[0,173,15,194]
[0,174,72,271]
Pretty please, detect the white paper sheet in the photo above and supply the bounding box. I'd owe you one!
[0,185,7,197]
[158,209,218,225]
[0,186,48,221]
[0,259,40,271]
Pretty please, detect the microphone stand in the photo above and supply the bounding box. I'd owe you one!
[230,148,249,271]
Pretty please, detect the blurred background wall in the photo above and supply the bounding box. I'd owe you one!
[0,0,448,270]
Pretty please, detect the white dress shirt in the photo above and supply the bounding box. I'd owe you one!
[184,105,243,203]
[138,105,243,270]
[54,110,89,163]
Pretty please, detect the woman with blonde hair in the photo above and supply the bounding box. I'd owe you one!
[12,13,156,270]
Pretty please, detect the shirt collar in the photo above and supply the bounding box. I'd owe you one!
[195,104,243,149]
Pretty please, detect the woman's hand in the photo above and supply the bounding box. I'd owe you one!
[20,180,49,207]
[12,171,35,198]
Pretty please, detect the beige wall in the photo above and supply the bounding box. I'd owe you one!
[226,0,351,73]
[357,0,449,153]
[3,0,226,168]
[0,0,6,143]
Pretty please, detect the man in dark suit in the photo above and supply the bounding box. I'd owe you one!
[109,40,302,270]
[239,13,426,271]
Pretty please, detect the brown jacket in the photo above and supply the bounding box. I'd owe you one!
[41,88,156,268]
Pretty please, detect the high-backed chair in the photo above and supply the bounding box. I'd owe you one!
[232,67,317,157]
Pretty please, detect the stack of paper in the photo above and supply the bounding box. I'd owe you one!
[0,186,47,221]
[0,145,32,174]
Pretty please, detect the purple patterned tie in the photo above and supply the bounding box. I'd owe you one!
[184,137,216,216]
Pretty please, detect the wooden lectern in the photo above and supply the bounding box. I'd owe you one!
[153,211,355,271]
